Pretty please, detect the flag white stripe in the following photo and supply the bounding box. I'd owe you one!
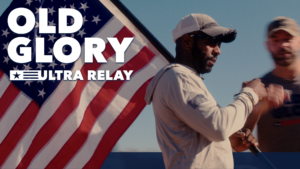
[66,56,166,168]
[2,17,125,169]
[0,74,10,98]
[92,16,124,44]
[28,38,144,168]
[0,93,31,144]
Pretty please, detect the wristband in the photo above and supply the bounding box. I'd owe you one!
[244,92,255,109]
[234,92,255,109]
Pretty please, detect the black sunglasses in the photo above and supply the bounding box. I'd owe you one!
[189,34,221,47]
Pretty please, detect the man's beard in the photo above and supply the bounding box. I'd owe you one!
[191,43,214,74]
[271,48,297,67]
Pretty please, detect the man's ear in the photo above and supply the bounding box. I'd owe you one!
[181,34,194,51]
[296,36,300,49]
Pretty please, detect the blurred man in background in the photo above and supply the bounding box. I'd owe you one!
[244,16,300,152]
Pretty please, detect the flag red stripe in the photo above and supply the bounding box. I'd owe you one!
[84,78,152,169]
[45,47,155,168]
[0,83,20,120]
[0,101,39,167]
[16,27,134,169]
[0,69,4,79]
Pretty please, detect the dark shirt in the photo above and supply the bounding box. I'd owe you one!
[258,72,300,152]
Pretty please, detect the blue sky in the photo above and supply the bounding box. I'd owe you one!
[1,0,300,152]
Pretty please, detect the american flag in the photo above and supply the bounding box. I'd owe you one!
[0,0,170,168]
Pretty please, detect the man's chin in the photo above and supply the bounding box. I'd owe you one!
[272,54,295,67]
[274,59,293,67]
[200,67,213,74]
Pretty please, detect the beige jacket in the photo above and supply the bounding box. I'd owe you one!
[145,63,258,169]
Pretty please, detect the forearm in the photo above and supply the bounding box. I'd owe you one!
[168,74,259,142]
[198,88,259,141]
[244,100,269,132]
[171,87,258,142]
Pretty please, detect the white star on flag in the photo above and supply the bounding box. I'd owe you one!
[35,7,41,14]
[38,88,46,98]
[3,43,9,50]
[24,81,33,86]
[80,2,89,12]
[61,63,67,69]
[35,22,39,28]
[48,7,56,16]
[92,15,101,25]
[77,29,86,38]
[34,34,41,42]
[48,47,53,54]
[63,47,68,54]
[37,81,43,85]
[23,64,32,70]
[48,60,58,69]
[49,20,56,26]
[70,4,75,9]
[25,0,32,6]
[35,34,41,38]
[13,65,18,70]
[83,16,88,23]
[3,56,9,64]
[36,63,45,70]
[48,34,57,43]
[70,18,74,25]
[35,0,41,3]
[2,29,10,38]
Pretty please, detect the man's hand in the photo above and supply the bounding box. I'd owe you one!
[265,84,287,109]
[254,84,287,115]
[242,78,267,101]
[229,128,258,152]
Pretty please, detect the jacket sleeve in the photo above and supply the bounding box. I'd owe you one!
[166,73,259,142]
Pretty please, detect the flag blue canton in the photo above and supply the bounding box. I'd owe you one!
[0,0,113,106]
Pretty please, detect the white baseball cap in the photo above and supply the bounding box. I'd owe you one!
[172,13,237,43]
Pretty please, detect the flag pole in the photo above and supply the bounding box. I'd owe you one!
[110,0,174,63]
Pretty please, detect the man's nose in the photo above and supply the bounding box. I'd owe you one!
[281,41,291,48]
[213,45,221,56]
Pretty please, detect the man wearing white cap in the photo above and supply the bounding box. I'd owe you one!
[144,14,284,168]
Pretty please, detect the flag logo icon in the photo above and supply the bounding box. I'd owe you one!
[10,70,46,81]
